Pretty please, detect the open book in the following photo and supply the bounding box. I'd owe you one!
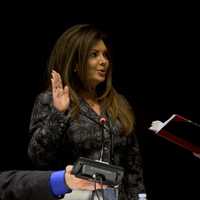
[149,114,200,153]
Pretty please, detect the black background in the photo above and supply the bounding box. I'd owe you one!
[0,3,199,199]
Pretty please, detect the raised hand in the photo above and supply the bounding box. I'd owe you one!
[51,70,70,112]
[65,165,107,191]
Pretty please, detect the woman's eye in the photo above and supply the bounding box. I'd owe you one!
[89,52,97,57]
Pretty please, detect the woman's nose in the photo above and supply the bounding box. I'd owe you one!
[98,54,107,65]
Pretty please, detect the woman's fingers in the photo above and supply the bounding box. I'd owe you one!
[52,70,63,89]
[51,70,65,97]
[51,70,70,112]
[54,71,63,89]
[51,71,58,91]
[63,85,69,96]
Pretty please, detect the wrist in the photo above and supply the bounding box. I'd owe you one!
[50,170,72,198]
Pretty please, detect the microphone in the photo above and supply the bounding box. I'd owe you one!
[99,116,107,161]
[99,116,114,164]
[99,117,107,125]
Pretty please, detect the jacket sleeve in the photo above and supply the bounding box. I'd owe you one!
[28,91,70,169]
[123,133,146,200]
[0,170,56,200]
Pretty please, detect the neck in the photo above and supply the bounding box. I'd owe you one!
[80,89,97,101]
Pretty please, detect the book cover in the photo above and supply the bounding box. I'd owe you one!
[150,114,200,153]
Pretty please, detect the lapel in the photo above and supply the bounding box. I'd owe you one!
[79,97,110,130]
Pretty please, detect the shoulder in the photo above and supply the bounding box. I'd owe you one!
[35,90,53,105]
[114,89,130,103]
[119,94,129,103]
[116,93,132,109]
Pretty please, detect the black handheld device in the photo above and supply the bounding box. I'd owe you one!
[72,157,124,186]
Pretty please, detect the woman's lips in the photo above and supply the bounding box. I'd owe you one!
[97,70,106,76]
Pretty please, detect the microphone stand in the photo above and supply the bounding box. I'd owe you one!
[99,117,106,161]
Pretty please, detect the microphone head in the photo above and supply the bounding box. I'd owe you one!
[100,117,107,125]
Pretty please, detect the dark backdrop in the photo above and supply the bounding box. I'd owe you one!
[0,4,199,199]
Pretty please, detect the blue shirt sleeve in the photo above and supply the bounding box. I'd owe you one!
[50,170,72,198]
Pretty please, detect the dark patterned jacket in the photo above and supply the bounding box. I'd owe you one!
[28,91,145,200]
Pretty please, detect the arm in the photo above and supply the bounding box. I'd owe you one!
[0,166,106,200]
[123,134,146,200]
[0,170,56,200]
[28,71,71,169]
[28,91,70,169]
[149,120,200,159]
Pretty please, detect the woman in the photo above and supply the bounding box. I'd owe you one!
[28,24,146,200]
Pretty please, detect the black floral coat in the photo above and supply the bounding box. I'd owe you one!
[28,91,145,200]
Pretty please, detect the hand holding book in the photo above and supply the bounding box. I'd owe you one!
[149,120,165,133]
[149,114,200,159]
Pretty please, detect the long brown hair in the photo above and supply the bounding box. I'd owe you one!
[47,24,135,135]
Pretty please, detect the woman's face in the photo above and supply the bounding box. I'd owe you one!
[86,40,109,88]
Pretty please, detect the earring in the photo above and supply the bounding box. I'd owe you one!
[74,64,78,72]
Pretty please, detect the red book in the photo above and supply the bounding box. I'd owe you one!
[151,114,200,153]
